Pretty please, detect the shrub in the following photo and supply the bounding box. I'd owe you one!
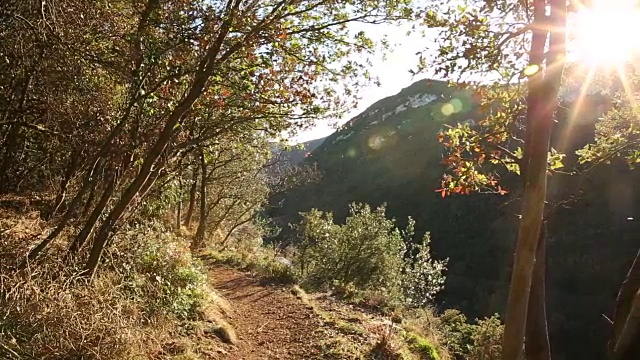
[439,309,504,360]
[466,315,503,360]
[295,203,446,308]
[401,218,447,308]
[203,248,298,284]
[116,227,211,320]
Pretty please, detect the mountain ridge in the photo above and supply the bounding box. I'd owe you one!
[270,78,640,360]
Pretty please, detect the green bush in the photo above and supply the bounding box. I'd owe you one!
[295,202,446,308]
[401,218,448,307]
[439,309,504,360]
[466,315,503,360]
[113,224,211,320]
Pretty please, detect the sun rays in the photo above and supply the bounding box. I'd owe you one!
[558,0,640,153]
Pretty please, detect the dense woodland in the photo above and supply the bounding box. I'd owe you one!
[1,0,639,359]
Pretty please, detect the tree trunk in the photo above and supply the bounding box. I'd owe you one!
[176,160,183,229]
[22,159,102,266]
[525,225,551,360]
[82,176,99,216]
[502,1,566,359]
[194,149,207,249]
[220,207,255,249]
[48,154,80,220]
[81,151,165,279]
[176,198,182,229]
[184,167,198,227]
[609,250,640,359]
[66,172,117,257]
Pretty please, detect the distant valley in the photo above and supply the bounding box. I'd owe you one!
[270,79,640,360]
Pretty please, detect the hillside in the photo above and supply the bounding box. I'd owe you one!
[272,137,327,165]
[270,79,640,360]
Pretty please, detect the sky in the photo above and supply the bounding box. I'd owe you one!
[293,23,437,143]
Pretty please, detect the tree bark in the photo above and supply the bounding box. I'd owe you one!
[22,159,103,265]
[48,153,80,220]
[0,125,21,193]
[82,176,99,216]
[502,1,566,359]
[194,149,208,249]
[609,250,640,359]
[66,172,117,257]
[184,166,198,227]
[176,160,183,229]
[525,225,551,360]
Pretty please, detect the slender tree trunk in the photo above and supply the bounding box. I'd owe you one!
[66,172,117,257]
[525,225,551,360]
[211,197,240,233]
[174,157,183,229]
[184,167,198,227]
[81,151,164,279]
[82,177,99,216]
[23,159,103,265]
[220,208,255,248]
[194,149,207,248]
[0,75,32,193]
[48,154,80,220]
[609,250,640,359]
[176,198,182,229]
[176,168,183,230]
[502,1,566,359]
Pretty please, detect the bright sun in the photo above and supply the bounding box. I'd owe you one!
[570,0,640,66]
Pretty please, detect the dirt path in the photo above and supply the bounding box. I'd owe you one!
[208,266,326,359]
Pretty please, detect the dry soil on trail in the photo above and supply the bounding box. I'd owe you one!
[208,266,326,359]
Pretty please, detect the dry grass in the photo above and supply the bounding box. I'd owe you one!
[0,266,172,359]
[0,205,233,360]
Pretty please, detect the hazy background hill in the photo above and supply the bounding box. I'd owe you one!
[270,79,640,360]
[271,137,327,165]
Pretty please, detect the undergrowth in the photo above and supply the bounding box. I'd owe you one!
[0,209,229,360]
[199,205,503,360]
[200,236,297,284]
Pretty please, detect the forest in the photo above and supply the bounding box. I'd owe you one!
[0,0,639,359]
